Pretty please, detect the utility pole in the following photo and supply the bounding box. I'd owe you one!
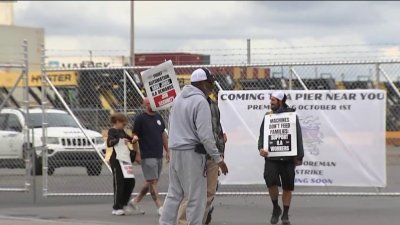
[89,50,93,62]
[130,0,135,66]
[247,38,251,64]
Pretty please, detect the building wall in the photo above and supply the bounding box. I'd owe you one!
[47,53,211,68]
[0,25,45,71]
[0,3,14,26]
[47,56,127,68]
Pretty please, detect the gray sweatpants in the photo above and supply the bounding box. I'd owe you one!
[159,149,207,225]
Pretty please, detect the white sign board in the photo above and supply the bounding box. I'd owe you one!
[119,161,135,179]
[264,112,298,157]
[141,60,181,111]
[218,90,386,187]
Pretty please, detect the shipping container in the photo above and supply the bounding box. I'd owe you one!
[135,52,210,66]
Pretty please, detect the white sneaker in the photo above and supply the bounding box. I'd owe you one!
[114,209,125,216]
[157,206,163,216]
[126,201,145,215]
[112,210,117,215]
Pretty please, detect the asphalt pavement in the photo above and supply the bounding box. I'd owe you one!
[0,147,399,225]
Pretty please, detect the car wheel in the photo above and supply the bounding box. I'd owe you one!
[34,156,43,176]
[86,164,102,176]
[23,145,43,176]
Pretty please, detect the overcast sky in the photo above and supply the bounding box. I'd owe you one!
[13,1,400,63]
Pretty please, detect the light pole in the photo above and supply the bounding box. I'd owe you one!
[247,38,251,64]
[89,50,93,62]
[130,0,135,66]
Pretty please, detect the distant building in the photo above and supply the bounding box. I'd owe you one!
[47,52,211,68]
[135,52,210,66]
[0,24,45,71]
[46,55,128,69]
[0,2,14,26]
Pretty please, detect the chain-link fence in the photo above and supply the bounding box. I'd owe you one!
[42,60,400,196]
[0,40,33,192]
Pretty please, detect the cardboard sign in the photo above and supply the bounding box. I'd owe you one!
[119,160,135,179]
[264,112,298,157]
[141,60,181,111]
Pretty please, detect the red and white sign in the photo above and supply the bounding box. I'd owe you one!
[141,60,181,111]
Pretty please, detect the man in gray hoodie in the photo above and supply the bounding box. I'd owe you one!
[159,68,229,225]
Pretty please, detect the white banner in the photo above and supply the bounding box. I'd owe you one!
[218,90,386,187]
[264,112,297,157]
[141,60,181,111]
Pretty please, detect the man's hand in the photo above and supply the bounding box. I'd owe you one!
[223,133,228,143]
[132,135,139,144]
[218,160,228,175]
[259,148,269,157]
[165,151,170,163]
[294,159,302,166]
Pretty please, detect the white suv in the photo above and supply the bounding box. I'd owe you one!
[0,108,106,176]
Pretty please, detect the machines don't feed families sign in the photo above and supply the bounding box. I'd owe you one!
[264,112,298,157]
[141,60,181,111]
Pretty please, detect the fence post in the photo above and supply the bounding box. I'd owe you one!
[375,63,381,89]
[124,69,145,100]
[123,71,127,114]
[0,72,24,110]
[41,44,48,197]
[21,40,32,195]
[290,67,308,90]
[379,64,400,99]
[215,80,223,91]
[288,66,293,90]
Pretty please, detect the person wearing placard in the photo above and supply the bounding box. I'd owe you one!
[258,91,304,225]
[127,98,170,216]
[159,68,228,225]
[106,113,138,216]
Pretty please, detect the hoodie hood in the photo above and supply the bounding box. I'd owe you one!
[273,105,296,114]
[167,84,222,162]
[181,85,206,99]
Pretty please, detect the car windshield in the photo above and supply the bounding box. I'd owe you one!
[29,113,79,128]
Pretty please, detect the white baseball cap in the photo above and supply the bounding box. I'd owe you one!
[191,68,213,82]
[271,91,285,101]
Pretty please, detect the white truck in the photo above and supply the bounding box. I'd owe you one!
[0,108,106,176]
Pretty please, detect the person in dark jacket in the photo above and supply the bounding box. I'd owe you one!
[107,113,138,216]
[258,91,304,225]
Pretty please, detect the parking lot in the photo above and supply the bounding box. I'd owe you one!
[1,158,400,225]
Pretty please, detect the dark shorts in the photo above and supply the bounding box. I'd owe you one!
[263,159,296,191]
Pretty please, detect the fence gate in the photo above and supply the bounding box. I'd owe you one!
[41,67,147,196]
[42,62,400,197]
[0,40,33,193]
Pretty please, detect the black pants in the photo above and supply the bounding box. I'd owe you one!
[111,158,135,210]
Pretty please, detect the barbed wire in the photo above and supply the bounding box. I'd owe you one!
[46,51,398,59]
[211,56,400,64]
[44,42,400,53]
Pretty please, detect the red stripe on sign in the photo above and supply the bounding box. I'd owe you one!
[154,89,177,107]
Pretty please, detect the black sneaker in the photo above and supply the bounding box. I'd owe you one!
[281,214,291,225]
[270,206,282,224]
[205,206,214,225]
